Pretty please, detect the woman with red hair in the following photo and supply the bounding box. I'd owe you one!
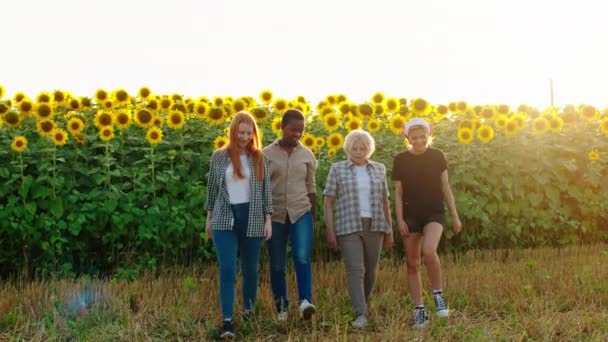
[205,111,273,339]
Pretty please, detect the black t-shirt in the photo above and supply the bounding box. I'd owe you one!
[392,147,447,218]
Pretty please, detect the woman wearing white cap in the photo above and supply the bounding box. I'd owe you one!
[392,118,462,328]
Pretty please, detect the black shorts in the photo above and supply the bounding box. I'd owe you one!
[405,212,445,233]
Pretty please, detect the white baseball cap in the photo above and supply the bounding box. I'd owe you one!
[403,118,431,137]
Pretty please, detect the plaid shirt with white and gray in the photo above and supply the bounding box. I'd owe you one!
[323,159,390,236]
[204,149,272,238]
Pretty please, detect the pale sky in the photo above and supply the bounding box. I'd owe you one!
[1,0,607,109]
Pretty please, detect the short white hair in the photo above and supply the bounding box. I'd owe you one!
[343,129,375,158]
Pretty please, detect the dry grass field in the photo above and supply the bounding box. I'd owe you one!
[1,245,607,341]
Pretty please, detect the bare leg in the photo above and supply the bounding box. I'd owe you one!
[404,233,423,306]
[422,222,444,290]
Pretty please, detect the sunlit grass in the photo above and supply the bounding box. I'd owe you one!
[1,245,607,340]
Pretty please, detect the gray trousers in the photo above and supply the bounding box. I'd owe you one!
[337,218,385,317]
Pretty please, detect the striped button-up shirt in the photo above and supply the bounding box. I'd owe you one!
[204,149,272,238]
[323,159,390,236]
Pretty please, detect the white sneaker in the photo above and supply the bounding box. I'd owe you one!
[351,315,367,329]
[277,311,288,322]
[299,299,316,320]
[433,292,449,317]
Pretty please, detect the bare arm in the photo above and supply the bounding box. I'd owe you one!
[441,170,462,234]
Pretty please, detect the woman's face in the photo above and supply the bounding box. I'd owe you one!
[281,119,305,146]
[350,141,369,164]
[407,127,429,153]
[237,122,254,150]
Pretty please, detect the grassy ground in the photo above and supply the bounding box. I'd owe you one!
[1,245,607,341]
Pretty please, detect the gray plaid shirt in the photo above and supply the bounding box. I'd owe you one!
[205,149,272,238]
[323,159,390,236]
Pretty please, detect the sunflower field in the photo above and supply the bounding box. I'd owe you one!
[1,85,607,277]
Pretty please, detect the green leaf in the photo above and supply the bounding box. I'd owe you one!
[50,198,64,218]
[25,202,37,216]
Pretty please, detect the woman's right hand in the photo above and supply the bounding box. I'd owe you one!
[205,223,212,242]
[397,218,410,237]
[327,229,338,251]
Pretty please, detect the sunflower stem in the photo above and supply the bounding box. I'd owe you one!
[151,146,156,204]
[105,143,111,192]
[52,146,57,200]
[19,153,25,207]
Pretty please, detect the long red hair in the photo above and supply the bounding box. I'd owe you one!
[224,111,264,181]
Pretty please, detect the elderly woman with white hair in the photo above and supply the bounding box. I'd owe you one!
[323,129,394,329]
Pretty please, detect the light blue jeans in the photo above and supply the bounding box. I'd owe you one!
[212,203,263,320]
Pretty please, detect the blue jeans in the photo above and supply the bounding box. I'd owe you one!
[212,203,263,320]
[267,211,313,312]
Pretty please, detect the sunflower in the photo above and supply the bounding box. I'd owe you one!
[94,89,108,103]
[496,104,511,116]
[37,119,56,136]
[455,101,470,114]
[115,110,132,129]
[371,92,385,104]
[35,102,54,120]
[457,128,474,144]
[159,96,173,111]
[51,128,68,146]
[250,106,269,123]
[345,116,362,132]
[296,95,307,104]
[68,97,81,110]
[0,101,10,115]
[600,117,608,136]
[325,94,337,105]
[480,106,496,121]
[134,108,154,128]
[357,103,374,118]
[80,97,93,109]
[531,117,549,134]
[388,115,407,135]
[193,101,210,119]
[138,86,152,99]
[11,136,28,153]
[0,85,5,99]
[232,98,247,113]
[259,90,273,105]
[580,105,598,121]
[213,136,228,150]
[203,106,225,124]
[436,104,449,116]
[494,115,508,129]
[94,110,114,128]
[146,99,159,111]
[67,117,85,135]
[320,106,336,118]
[302,134,316,149]
[270,117,282,137]
[53,90,67,105]
[152,114,164,127]
[367,118,382,133]
[167,111,185,129]
[113,88,130,105]
[315,137,325,149]
[18,98,35,116]
[74,133,86,144]
[504,119,519,136]
[3,110,21,128]
[549,116,564,133]
[146,127,163,145]
[338,102,351,116]
[322,113,340,132]
[410,98,431,115]
[99,126,114,142]
[36,91,52,103]
[588,150,599,161]
[511,113,527,129]
[327,148,337,158]
[374,104,385,117]
[327,133,344,149]
[13,92,26,103]
[385,97,399,113]
[476,125,494,143]
[273,98,288,115]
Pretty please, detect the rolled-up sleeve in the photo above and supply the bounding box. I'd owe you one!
[204,153,218,211]
[263,157,273,215]
[306,157,317,194]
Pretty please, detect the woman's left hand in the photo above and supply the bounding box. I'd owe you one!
[264,219,272,240]
[384,231,394,252]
